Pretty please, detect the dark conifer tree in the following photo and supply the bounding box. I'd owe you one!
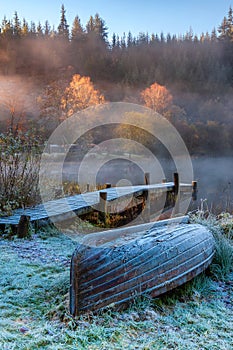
[112,32,116,48]
[13,11,21,37]
[160,32,165,43]
[172,34,177,42]
[226,5,233,40]
[116,34,120,48]
[95,13,108,41]
[44,20,51,37]
[120,32,126,48]
[58,4,69,39]
[29,22,37,38]
[155,34,160,42]
[71,15,84,40]
[166,33,172,43]
[22,18,29,36]
[86,15,95,33]
[211,27,218,42]
[218,16,229,40]
[1,16,13,38]
[37,22,43,37]
[127,31,133,47]
[137,32,148,45]
[86,13,108,41]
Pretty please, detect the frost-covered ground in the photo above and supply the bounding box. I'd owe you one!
[0,226,233,350]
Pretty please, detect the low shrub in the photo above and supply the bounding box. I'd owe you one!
[0,131,41,215]
[190,209,233,281]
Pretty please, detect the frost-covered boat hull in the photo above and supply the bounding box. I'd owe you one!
[70,219,215,315]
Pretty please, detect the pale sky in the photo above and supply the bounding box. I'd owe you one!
[0,0,231,38]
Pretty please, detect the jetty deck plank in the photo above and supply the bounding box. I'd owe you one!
[0,182,190,226]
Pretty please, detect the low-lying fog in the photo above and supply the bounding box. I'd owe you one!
[61,155,232,214]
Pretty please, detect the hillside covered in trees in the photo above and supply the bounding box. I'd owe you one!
[0,4,232,155]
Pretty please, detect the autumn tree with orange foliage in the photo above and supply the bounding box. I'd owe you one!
[61,74,105,118]
[141,82,173,114]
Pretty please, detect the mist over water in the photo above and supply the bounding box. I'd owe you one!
[191,157,233,213]
[62,154,233,214]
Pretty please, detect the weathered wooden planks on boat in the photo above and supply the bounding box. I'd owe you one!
[70,217,215,316]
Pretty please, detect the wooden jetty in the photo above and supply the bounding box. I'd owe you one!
[0,173,197,235]
[70,216,215,315]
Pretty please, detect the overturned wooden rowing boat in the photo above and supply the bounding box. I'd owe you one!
[70,216,215,316]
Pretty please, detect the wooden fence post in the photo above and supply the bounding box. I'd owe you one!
[144,172,150,186]
[17,215,31,238]
[192,181,197,201]
[143,172,150,222]
[173,172,179,196]
[99,191,108,224]
[173,173,180,215]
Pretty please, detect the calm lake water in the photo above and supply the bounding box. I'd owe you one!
[62,156,232,214]
[191,157,232,214]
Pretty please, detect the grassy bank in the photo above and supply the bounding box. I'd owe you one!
[0,215,232,349]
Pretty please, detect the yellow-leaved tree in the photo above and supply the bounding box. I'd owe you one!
[141,82,173,114]
[61,74,105,118]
